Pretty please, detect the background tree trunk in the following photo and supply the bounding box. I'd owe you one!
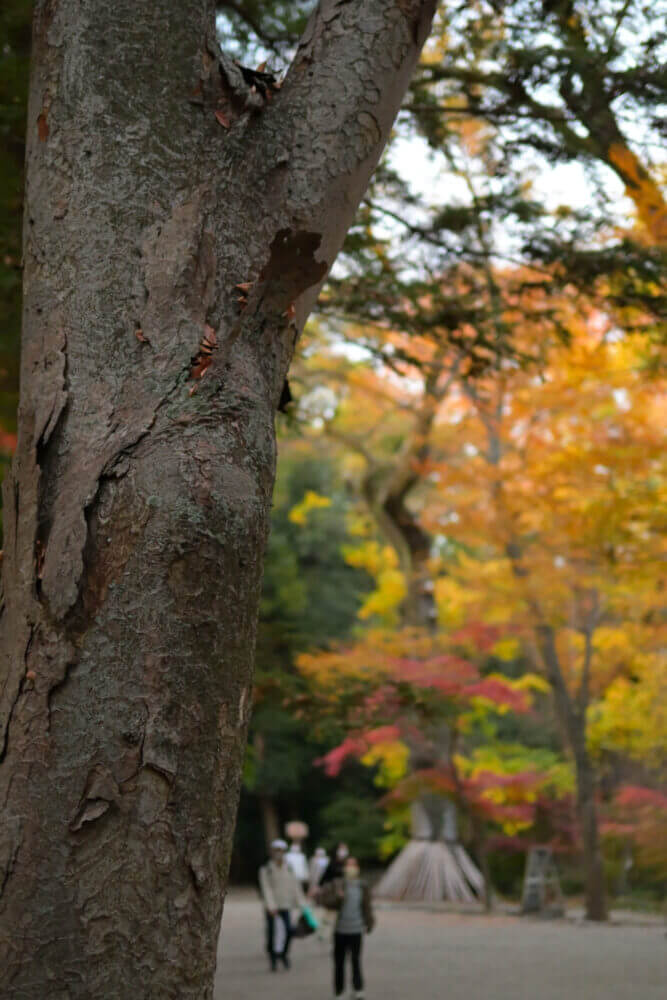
[535,625,608,921]
[0,1,436,995]
[573,743,608,921]
[258,795,281,851]
[472,819,493,913]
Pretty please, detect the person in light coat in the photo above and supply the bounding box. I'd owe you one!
[258,839,306,971]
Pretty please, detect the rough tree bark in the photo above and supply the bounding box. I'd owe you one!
[0,1,437,995]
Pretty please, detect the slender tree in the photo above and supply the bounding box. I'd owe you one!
[0,1,437,995]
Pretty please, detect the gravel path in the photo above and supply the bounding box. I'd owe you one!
[214,894,666,1000]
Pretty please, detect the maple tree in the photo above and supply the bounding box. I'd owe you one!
[423,312,664,919]
[298,624,571,906]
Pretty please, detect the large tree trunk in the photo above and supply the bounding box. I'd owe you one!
[0,1,436,995]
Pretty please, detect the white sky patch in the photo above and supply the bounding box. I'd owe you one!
[388,134,470,209]
[613,388,631,411]
[440,511,460,525]
[533,160,621,214]
[299,385,339,421]
[328,340,373,363]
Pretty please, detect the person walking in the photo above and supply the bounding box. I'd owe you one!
[321,855,375,999]
[320,841,349,885]
[258,838,306,972]
[286,838,310,892]
[308,846,330,895]
[309,846,331,942]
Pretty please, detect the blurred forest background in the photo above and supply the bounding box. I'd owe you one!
[1,1,665,913]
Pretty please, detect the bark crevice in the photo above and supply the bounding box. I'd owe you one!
[0,624,35,763]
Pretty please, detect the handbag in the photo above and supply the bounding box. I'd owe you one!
[318,879,344,911]
[292,910,317,939]
[300,904,319,931]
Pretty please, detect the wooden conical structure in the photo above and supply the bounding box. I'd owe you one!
[375,801,484,903]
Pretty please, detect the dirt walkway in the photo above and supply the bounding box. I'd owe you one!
[214,894,665,1000]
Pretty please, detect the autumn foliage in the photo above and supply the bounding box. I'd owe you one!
[289,269,665,906]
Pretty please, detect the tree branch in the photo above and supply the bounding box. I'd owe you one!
[246,0,439,323]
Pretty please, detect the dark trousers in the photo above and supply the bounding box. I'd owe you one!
[334,931,363,996]
[265,909,292,967]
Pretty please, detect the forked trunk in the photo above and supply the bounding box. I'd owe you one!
[0,1,436,994]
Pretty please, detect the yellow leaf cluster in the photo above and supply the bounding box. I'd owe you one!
[361,741,410,788]
[288,490,332,525]
[357,569,407,622]
[344,540,399,575]
[344,541,407,623]
[435,559,524,629]
[491,637,521,661]
[512,673,551,695]
[587,653,667,766]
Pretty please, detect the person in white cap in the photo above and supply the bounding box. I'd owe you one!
[258,839,306,971]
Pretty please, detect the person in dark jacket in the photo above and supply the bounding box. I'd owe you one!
[320,841,349,885]
[320,855,374,999]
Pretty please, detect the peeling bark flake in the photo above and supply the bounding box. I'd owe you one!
[69,764,121,832]
[34,329,68,450]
